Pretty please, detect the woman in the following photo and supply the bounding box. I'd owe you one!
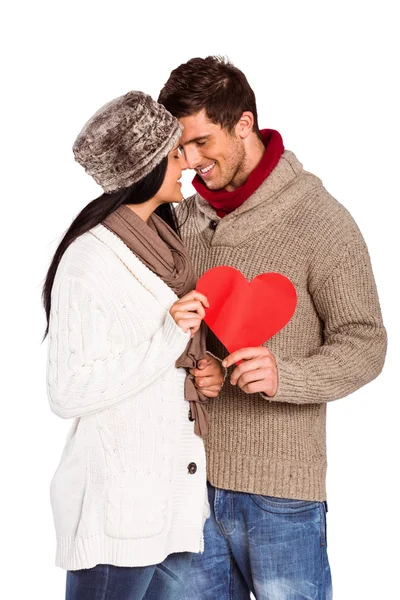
[43,91,224,599]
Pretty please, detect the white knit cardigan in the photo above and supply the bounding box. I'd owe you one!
[47,224,208,570]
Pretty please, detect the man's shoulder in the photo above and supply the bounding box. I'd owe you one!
[279,154,360,243]
[301,180,361,241]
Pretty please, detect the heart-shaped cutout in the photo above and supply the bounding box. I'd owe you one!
[196,267,297,354]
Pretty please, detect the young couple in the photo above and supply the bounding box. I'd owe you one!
[44,57,387,600]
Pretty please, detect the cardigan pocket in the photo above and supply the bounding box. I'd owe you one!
[105,469,172,539]
[97,391,176,541]
[94,367,180,540]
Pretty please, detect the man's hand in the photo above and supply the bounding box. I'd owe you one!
[190,354,225,398]
[222,347,278,396]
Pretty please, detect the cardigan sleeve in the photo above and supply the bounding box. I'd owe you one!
[264,236,387,404]
[47,276,190,418]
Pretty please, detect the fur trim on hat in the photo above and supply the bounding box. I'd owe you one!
[73,91,183,193]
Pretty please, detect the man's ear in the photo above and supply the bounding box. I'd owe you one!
[235,111,254,139]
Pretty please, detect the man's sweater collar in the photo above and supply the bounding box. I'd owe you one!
[195,151,305,220]
[192,151,322,249]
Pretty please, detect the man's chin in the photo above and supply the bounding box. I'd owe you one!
[203,178,222,191]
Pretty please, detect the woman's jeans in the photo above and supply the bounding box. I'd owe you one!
[182,482,332,600]
[66,552,192,600]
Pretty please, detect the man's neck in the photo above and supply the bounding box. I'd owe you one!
[225,134,265,191]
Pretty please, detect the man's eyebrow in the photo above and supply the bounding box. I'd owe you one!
[181,134,211,145]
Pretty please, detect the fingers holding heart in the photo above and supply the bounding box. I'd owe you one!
[236,367,276,394]
[230,358,268,385]
[226,348,278,396]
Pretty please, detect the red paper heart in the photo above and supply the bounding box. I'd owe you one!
[196,267,297,354]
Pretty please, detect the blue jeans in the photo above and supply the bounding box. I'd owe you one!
[66,552,192,600]
[183,483,332,600]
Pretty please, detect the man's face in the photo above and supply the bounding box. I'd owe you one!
[179,110,245,191]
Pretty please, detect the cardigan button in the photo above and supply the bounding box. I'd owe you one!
[188,462,197,475]
[209,220,218,230]
[188,409,194,422]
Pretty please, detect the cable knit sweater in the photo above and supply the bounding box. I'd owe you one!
[47,224,208,570]
[178,150,387,501]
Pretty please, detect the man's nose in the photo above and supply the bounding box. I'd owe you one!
[182,146,201,170]
[178,153,189,171]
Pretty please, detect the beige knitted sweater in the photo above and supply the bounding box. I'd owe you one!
[178,150,387,501]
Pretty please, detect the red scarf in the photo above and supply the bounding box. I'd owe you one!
[192,129,284,217]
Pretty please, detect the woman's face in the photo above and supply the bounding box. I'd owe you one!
[154,144,187,205]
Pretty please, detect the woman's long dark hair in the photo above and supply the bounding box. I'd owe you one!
[42,156,179,338]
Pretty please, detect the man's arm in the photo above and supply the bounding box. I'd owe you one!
[224,237,387,403]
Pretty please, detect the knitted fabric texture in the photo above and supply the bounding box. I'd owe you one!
[47,224,208,569]
[73,91,183,192]
[177,149,387,501]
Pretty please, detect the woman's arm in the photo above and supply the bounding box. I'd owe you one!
[47,276,190,419]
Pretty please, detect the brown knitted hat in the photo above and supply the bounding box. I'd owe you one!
[73,91,183,193]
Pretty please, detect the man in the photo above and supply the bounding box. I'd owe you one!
[158,56,387,599]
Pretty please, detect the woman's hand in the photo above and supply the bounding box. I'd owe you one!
[169,290,209,338]
[190,354,226,397]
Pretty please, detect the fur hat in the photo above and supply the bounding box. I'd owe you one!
[73,91,183,193]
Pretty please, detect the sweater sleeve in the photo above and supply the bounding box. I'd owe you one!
[47,277,190,418]
[265,237,387,404]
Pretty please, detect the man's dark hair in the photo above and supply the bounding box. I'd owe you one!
[158,56,261,138]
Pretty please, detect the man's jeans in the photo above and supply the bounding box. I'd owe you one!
[66,552,192,600]
[183,482,332,600]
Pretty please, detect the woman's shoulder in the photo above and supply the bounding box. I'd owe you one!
[53,225,136,297]
[59,226,113,276]
[54,224,176,309]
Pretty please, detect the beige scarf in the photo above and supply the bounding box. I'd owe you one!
[103,204,210,437]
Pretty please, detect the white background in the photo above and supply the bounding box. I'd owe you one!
[2,1,398,598]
